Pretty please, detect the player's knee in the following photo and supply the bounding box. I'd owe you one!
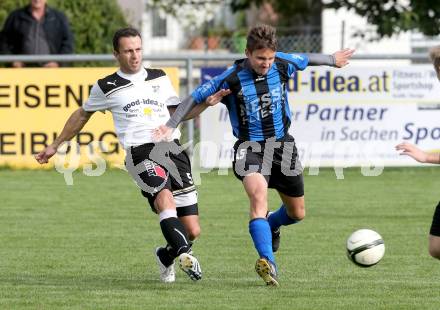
[428,234,440,259]
[292,208,305,221]
[297,208,306,220]
[187,225,201,241]
[428,244,440,259]
[286,203,305,220]
[154,189,175,212]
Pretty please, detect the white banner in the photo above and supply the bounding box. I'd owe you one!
[200,65,440,168]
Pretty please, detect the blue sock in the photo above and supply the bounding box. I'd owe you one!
[267,204,299,231]
[249,218,276,265]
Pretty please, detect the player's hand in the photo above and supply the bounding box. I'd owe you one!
[152,125,175,142]
[43,62,60,68]
[35,145,57,164]
[395,142,428,163]
[333,48,355,67]
[12,61,24,68]
[205,89,231,106]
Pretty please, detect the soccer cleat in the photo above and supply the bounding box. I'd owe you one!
[178,252,202,281]
[255,258,279,286]
[155,247,175,283]
[271,228,281,253]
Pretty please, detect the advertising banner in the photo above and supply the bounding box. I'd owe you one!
[199,65,440,168]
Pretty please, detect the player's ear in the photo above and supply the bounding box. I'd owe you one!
[245,48,250,58]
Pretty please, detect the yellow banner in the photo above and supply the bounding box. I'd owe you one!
[0,67,180,169]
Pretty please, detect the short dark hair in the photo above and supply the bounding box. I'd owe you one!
[246,25,277,52]
[113,27,141,52]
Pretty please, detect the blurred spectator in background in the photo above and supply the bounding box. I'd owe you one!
[0,0,73,67]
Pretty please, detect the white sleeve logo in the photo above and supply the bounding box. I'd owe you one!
[290,54,304,61]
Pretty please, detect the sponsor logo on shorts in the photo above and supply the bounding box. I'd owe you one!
[145,161,167,179]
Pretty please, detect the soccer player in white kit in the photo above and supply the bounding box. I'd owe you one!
[35,28,210,282]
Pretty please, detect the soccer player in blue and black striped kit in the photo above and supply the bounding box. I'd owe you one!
[155,24,354,286]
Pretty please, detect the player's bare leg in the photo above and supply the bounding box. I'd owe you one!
[154,189,176,213]
[179,215,200,241]
[266,193,305,252]
[243,173,269,219]
[278,193,305,221]
[243,173,278,286]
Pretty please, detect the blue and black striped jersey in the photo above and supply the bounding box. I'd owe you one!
[192,52,309,141]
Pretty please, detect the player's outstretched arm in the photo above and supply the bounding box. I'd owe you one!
[306,48,355,67]
[183,89,231,121]
[205,88,231,107]
[395,142,440,164]
[167,89,231,128]
[35,107,93,164]
[152,89,231,142]
[332,48,355,67]
[152,95,199,142]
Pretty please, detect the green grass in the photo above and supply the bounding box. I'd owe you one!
[0,167,439,309]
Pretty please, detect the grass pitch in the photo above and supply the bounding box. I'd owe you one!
[0,167,439,309]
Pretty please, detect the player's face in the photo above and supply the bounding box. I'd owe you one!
[246,48,276,76]
[114,36,143,74]
[31,0,46,9]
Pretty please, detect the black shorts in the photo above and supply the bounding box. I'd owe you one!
[125,140,198,217]
[430,202,440,237]
[232,134,304,197]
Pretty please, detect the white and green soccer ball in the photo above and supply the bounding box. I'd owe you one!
[346,229,385,267]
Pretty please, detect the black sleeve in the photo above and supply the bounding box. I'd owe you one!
[166,95,196,128]
[305,53,336,66]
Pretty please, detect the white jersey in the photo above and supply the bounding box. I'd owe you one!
[83,68,181,149]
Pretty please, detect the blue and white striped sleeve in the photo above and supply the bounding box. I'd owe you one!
[191,67,234,104]
[275,52,309,76]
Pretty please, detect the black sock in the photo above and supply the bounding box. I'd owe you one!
[157,246,175,267]
[160,217,191,258]
[158,241,194,267]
